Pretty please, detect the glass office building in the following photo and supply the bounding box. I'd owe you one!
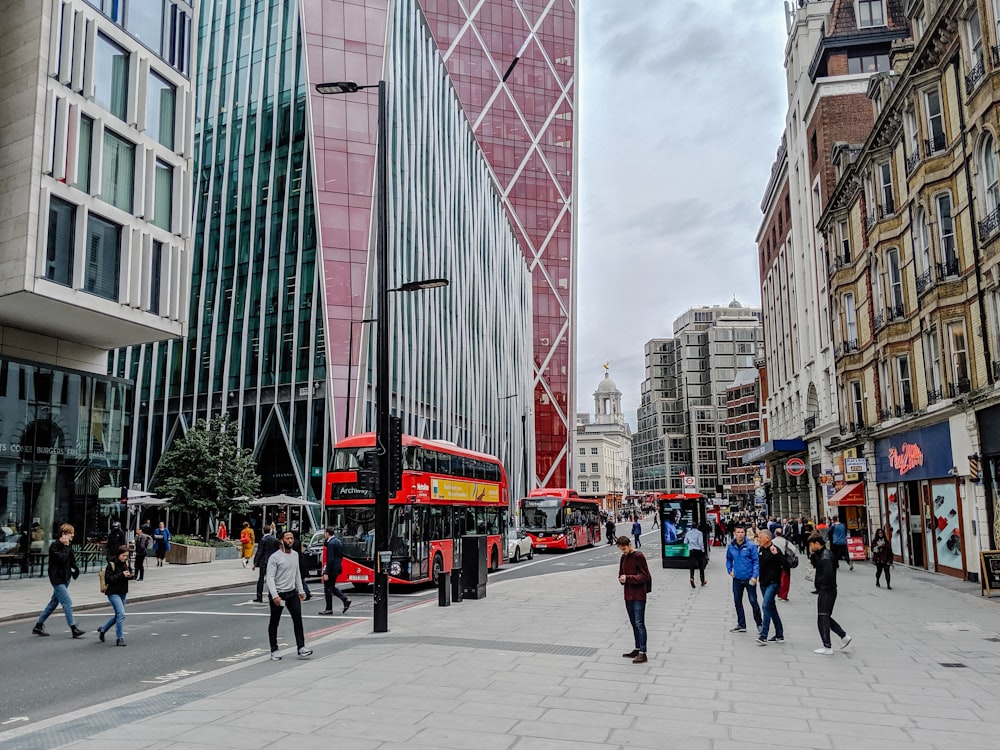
[114,0,562,504]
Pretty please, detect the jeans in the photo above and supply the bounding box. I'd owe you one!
[625,599,647,653]
[760,582,783,638]
[633,535,641,548]
[732,578,762,629]
[817,589,846,648]
[689,550,706,583]
[38,583,75,627]
[100,594,127,640]
[324,577,349,610]
[268,590,305,652]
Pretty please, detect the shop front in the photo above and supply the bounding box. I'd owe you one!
[826,480,869,555]
[875,422,965,578]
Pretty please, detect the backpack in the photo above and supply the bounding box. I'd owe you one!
[783,543,799,569]
[98,567,107,594]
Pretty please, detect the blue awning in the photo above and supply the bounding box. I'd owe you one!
[742,439,807,465]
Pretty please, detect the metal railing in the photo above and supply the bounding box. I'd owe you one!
[916,267,932,295]
[844,338,859,353]
[887,303,905,321]
[927,387,943,405]
[994,360,1000,381]
[937,257,959,280]
[878,408,893,422]
[896,401,914,417]
[924,132,946,156]
[873,311,886,331]
[979,205,1000,243]
[905,149,921,176]
[948,379,971,398]
[879,199,895,219]
[966,57,986,94]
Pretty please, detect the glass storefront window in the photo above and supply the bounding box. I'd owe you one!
[931,482,961,570]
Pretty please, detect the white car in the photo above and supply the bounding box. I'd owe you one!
[506,529,534,563]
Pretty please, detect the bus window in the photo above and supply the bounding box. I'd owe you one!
[332,446,377,471]
[473,507,487,534]
[405,446,420,471]
[436,452,452,475]
[521,498,560,529]
[485,507,499,534]
[389,507,410,557]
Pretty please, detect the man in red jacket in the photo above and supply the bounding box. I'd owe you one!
[617,535,652,664]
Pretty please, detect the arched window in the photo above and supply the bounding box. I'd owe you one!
[981,133,999,214]
[913,207,931,275]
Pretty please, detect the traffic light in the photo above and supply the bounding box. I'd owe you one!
[389,415,403,493]
[357,451,379,492]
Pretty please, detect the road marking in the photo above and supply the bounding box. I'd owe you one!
[141,669,201,685]
[216,648,268,663]
[1,717,28,725]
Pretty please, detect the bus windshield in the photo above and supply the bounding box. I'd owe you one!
[332,446,379,471]
[521,498,563,529]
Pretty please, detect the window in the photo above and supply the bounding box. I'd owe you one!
[896,356,912,411]
[46,197,75,286]
[905,109,919,158]
[125,0,164,53]
[936,193,957,269]
[101,131,134,212]
[877,161,893,213]
[93,34,129,121]
[580,481,588,492]
[591,463,599,473]
[968,10,983,68]
[166,4,190,75]
[838,219,851,262]
[146,72,175,148]
[982,134,999,214]
[590,447,598,455]
[914,208,931,274]
[857,0,885,28]
[848,53,890,74]
[150,240,162,314]
[85,214,121,300]
[579,448,585,455]
[925,89,945,152]
[579,462,586,474]
[879,359,891,412]
[948,322,970,388]
[592,481,600,493]
[887,248,903,311]
[153,160,172,230]
[925,329,942,394]
[850,380,864,426]
[844,292,857,345]
[76,115,93,192]
[871,257,884,312]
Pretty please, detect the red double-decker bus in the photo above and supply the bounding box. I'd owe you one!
[519,488,601,551]
[325,433,509,587]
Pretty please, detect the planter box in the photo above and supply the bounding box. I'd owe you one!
[165,543,216,565]
[213,543,241,560]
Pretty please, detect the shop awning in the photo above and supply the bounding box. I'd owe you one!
[827,482,865,506]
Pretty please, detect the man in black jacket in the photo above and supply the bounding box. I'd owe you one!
[253,526,281,602]
[756,530,789,645]
[808,532,852,655]
[32,523,85,638]
[318,527,351,614]
[106,521,126,561]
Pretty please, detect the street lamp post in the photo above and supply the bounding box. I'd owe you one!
[316,80,447,634]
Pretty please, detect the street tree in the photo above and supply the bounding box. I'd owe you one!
[155,416,260,533]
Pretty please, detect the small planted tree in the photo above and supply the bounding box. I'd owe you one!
[155,416,260,534]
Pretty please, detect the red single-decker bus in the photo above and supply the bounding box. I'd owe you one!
[326,433,509,587]
[519,488,602,551]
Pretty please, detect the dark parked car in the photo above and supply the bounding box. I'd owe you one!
[300,530,326,578]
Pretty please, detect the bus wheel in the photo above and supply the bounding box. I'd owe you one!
[490,547,500,572]
[432,553,444,584]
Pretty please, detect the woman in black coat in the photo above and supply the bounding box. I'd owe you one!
[871,528,893,590]
[97,545,133,646]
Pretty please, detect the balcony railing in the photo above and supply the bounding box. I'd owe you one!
[873,311,886,331]
[924,132,946,156]
[927,387,943,405]
[866,211,878,232]
[994,45,1000,66]
[896,400,914,417]
[887,303,905,322]
[966,57,986,94]
[948,379,972,398]
[994,360,1000,381]
[839,420,864,435]
[834,343,843,357]
[804,415,817,433]
[937,257,960,280]
[878,408,893,422]
[879,199,895,219]
[844,338,859,353]
[916,267,932,295]
[905,149,921,176]
[979,205,1000,243]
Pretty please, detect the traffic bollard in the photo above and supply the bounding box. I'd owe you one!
[438,571,451,606]
[451,568,463,603]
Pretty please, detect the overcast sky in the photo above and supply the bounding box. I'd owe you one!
[575,0,789,424]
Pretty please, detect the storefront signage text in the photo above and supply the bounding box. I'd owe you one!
[887,443,924,475]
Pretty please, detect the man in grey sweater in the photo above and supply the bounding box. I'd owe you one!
[266,529,312,660]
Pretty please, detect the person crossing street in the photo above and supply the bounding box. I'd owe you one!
[265,530,312,660]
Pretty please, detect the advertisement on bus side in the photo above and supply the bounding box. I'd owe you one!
[430,477,500,503]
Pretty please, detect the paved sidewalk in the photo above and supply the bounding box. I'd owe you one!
[3,543,1000,750]
[0,557,259,623]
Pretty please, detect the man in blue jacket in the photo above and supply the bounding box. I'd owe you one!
[830,519,853,570]
[726,524,762,633]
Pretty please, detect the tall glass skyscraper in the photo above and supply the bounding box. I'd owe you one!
[115,0,574,503]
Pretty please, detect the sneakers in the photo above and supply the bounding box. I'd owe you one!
[756,636,767,646]
[622,649,640,658]
[768,635,784,643]
[70,625,86,639]
[317,610,333,615]
[839,634,853,650]
[689,578,695,589]
[32,623,49,637]
[97,627,106,643]
[342,599,352,614]
[297,647,313,658]
[270,651,282,661]
[115,638,126,647]
[814,646,834,655]
[632,653,648,664]
[730,626,747,633]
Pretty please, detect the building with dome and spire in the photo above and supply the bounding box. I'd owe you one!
[575,365,632,511]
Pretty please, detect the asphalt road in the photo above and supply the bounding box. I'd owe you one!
[0,522,655,729]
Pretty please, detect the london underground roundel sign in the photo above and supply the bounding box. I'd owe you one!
[784,458,806,476]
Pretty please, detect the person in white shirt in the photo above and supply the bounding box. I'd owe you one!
[265,529,312,660]
[684,523,707,589]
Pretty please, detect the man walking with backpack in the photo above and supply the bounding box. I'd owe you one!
[771,527,797,601]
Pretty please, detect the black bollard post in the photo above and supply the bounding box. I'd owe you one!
[438,571,451,606]
[451,568,462,603]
